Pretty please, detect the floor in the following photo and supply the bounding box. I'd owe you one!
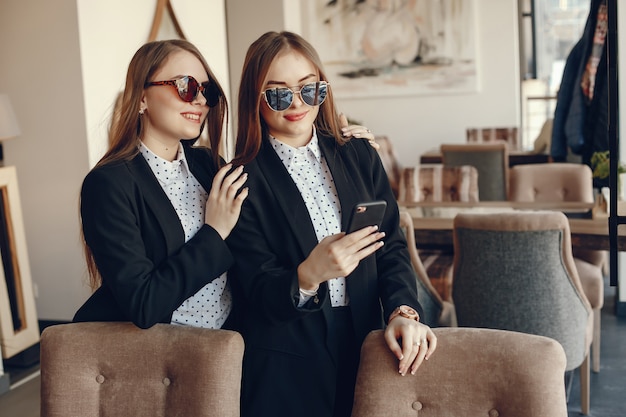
[566,278,626,416]
[0,280,624,416]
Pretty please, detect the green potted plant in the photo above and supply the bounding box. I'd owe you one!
[590,150,626,190]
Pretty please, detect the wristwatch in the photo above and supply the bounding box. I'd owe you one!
[388,305,420,323]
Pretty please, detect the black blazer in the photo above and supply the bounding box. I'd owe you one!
[74,140,234,329]
[227,134,420,417]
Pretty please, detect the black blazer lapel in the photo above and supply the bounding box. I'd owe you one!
[255,141,319,256]
[127,155,185,254]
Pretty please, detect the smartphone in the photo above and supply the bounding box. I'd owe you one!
[345,201,387,233]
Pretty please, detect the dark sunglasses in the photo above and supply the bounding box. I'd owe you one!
[146,75,221,107]
[262,81,328,112]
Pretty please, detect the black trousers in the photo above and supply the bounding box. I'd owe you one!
[329,306,359,417]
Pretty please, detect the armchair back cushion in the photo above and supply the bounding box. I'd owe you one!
[40,322,244,417]
[352,328,568,417]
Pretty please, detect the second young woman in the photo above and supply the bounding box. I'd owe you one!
[228,31,437,417]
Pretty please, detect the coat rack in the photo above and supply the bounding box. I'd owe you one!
[606,0,623,314]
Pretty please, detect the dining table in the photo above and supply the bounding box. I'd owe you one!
[419,148,551,167]
[398,200,625,252]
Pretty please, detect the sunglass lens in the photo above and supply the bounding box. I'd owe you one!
[301,82,327,106]
[265,88,294,111]
[176,76,197,102]
[203,82,221,108]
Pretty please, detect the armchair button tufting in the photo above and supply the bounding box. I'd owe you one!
[163,377,171,386]
[488,409,499,417]
[412,401,423,411]
[95,375,105,384]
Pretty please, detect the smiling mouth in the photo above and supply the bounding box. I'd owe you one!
[183,113,201,121]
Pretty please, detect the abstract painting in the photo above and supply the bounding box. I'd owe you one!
[300,0,478,98]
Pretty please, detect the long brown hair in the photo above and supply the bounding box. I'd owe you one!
[233,31,345,166]
[84,39,228,290]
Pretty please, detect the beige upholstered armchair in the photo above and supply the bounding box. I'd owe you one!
[40,322,244,417]
[352,328,568,417]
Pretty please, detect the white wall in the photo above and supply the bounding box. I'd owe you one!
[0,0,91,321]
[226,0,286,131]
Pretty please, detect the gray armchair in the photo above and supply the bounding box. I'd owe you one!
[452,211,593,415]
[441,142,509,201]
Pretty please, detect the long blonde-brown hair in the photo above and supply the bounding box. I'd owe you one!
[233,31,345,166]
[84,39,228,290]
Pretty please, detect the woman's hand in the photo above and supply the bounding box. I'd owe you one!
[384,314,437,376]
[297,226,385,291]
[339,113,379,150]
[204,163,249,239]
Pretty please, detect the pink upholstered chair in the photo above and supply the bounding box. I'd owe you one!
[397,164,479,203]
[466,126,520,150]
[352,328,568,417]
[509,162,604,373]
[40,322,244,417]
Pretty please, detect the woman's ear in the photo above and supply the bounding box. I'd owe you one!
[139,95,148,113]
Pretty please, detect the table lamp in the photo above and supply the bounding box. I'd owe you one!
[0,94,21,165]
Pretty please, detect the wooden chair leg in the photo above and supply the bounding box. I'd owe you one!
[592,308,601,373]
[580,354,590,415]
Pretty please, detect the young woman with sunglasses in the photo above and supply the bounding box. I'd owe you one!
[73,40,247,330]
[227,31,437,417]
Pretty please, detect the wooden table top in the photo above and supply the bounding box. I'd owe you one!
[399,201,624,251]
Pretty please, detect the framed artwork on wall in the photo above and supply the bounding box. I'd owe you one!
[300,0,478,99]
[0,166,39,359]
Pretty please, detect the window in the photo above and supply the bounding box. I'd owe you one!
[519,0,590,149]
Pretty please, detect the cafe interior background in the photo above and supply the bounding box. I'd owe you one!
[0,0,624,354]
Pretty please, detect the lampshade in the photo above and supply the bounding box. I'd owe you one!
[0,94,21,141]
